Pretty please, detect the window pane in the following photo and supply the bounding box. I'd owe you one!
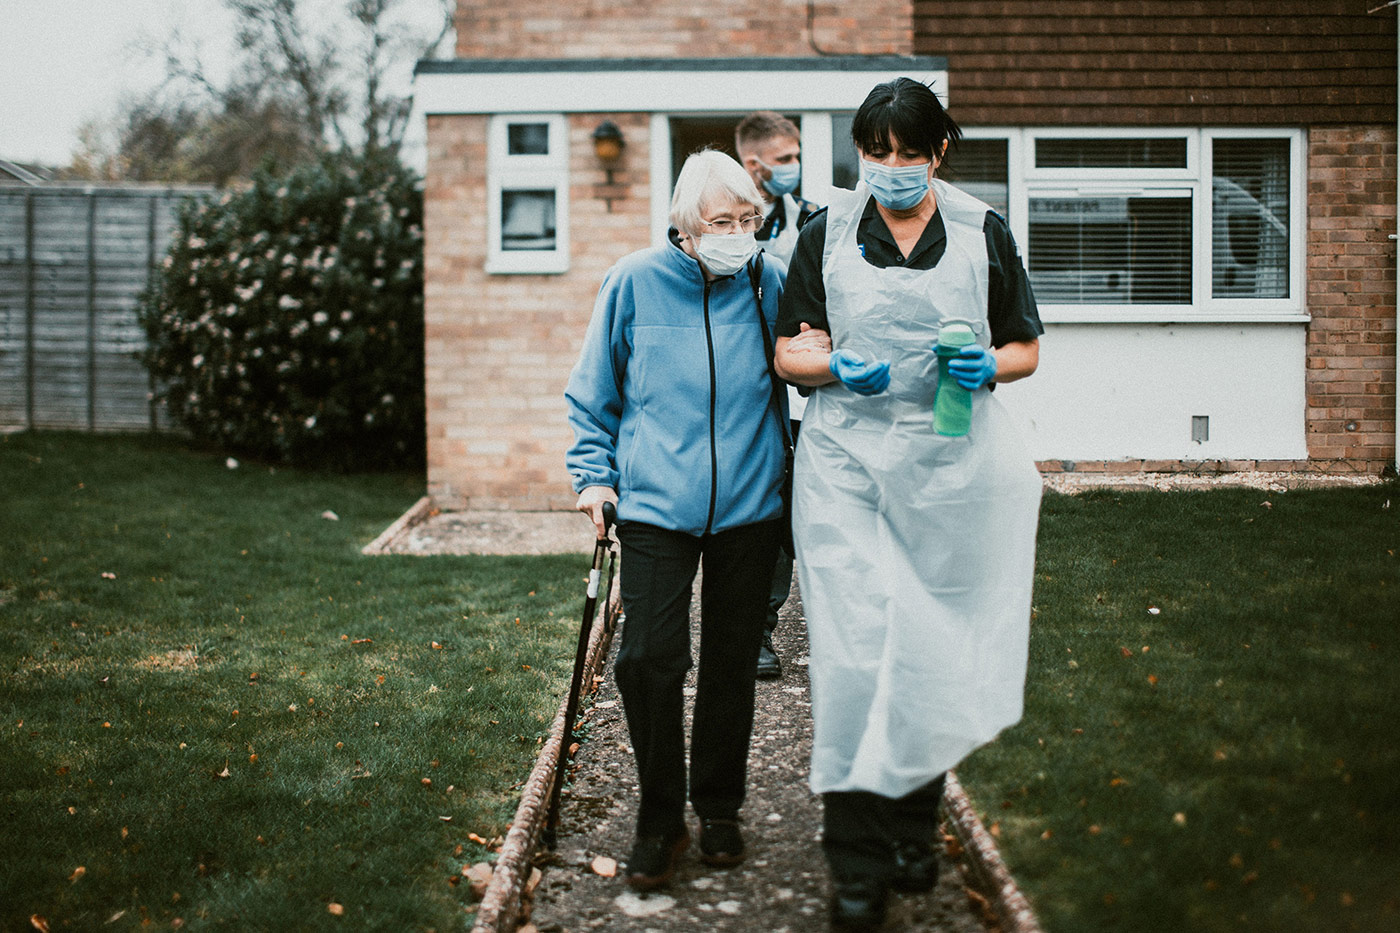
[1028,194,1192,304]
[831,112,859,190]
[942,139,1009,218]
[501,190,556,251]
[1036,137,1188,169]
[507,123,550,156]
[1213,139,1290,299]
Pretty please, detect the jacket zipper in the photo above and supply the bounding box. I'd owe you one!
[702,281,718,535]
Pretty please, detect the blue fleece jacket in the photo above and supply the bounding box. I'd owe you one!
[565,239,787,536]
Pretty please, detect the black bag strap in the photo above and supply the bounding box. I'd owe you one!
[747,253,792,450]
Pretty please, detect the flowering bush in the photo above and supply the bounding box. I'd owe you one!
[139,153,424,469]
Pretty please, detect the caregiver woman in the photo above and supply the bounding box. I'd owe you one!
[566,150,787,891]
[774,78,1043,932]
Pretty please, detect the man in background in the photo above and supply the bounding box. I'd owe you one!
[735,111,821,680]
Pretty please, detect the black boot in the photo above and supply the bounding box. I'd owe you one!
[830,878,889,931]
[891,840,938,893]
[756,630,782,680]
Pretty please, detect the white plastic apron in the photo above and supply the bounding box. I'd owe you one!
[794,179,1042,797]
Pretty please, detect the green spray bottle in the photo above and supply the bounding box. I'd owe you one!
[933,323,976,436]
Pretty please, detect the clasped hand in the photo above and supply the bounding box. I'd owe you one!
[828,349,891,396]
[938,343,998,391]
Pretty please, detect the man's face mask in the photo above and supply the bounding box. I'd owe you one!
[760,159,802,197]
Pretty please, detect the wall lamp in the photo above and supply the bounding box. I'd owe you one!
[591,120,625,163]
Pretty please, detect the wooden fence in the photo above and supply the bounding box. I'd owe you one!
[0,185,211,431]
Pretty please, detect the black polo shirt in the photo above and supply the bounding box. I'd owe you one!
[775,198,1044,348]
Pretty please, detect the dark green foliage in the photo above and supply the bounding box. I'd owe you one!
[138,153,424,469]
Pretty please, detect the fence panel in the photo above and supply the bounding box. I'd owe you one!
[0,186,211,431]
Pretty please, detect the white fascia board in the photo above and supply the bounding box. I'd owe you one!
[415,58,948,115]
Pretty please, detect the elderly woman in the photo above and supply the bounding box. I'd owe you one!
[775,79,1044,930]
[565,150,788,890]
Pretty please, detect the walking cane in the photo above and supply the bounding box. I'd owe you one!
[543,500,616,849]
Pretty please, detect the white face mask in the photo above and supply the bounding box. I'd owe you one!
[694,232,757,277]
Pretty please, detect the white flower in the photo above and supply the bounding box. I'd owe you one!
[312,311,328,325]
[192,354,205,367]
[276,186,289,198]
[278,295,301,311]
[304,415,317,428]
[340,310,353,322]
[187,236,206,249]
[328,328,341,342]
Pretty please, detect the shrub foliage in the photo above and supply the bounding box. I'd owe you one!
[139,154,425,468]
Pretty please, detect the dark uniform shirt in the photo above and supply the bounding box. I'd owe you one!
[776,197,1044,348]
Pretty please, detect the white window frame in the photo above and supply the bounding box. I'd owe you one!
[970,127,1306,324]
[486,113,569,274]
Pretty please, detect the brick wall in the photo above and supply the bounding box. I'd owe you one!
[1306,126,1397,470]
[913,0,1395,126]
[423,112,654,509]
[456,0,913,58]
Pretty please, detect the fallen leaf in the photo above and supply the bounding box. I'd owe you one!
[101,572,116,580]
[106,910,126,923]
[217,762,231,778]
[30,916,49,933]
[1173,812,1187,826]
[431,641,444,650]
[68,865,86,883]
[464,862,493,899]
[438,815,452,822]
[1120,646,1133,658]
[226,458,239,469]
[327,902,344,916]
[421,778,432,787]
[1148,675,1159,686]
[989,821,1001,838]
[1088,825,1101,835]
[591,856,617,877]
[525,867,543,895]
[321,510,339,521]
[468,832,489,845]
[1147,606,1161,615]
[352,638,372,645]
[1040,829,1053,840]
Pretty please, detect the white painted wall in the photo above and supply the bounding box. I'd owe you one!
[995,323,1308,461]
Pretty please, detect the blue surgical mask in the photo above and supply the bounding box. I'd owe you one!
[860,159,932,211]
[760,159,801,197]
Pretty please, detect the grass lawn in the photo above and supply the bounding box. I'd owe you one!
[0,432,588,931]
[958,484,1400,933]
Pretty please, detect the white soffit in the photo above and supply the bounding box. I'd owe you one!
[414,57,949,114]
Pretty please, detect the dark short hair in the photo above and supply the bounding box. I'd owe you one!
[850,78,962,159]
[735,111,801,155]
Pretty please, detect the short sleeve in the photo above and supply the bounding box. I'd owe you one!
[775,208,829,338]
[984,211,1044,348]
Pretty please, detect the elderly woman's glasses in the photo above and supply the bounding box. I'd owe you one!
[700,214,763,235]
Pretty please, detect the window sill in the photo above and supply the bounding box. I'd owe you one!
[1039,308,1310,325]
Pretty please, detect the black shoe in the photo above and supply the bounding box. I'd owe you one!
[830,878,889,931]
[891,840,938,893]
[698,817,745,867]
[625,830,689,891]
[756,631,782,680]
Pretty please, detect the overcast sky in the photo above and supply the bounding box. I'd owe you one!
[1,0,439,170]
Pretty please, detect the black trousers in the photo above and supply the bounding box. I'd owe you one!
[614,518,781,837]
[765,419,802,634]
[822,774,947,883]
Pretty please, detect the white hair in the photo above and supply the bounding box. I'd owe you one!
[668,150,765,237]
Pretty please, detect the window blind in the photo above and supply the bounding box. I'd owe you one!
[1028,194,1192,304]
[1212,139,1290,299]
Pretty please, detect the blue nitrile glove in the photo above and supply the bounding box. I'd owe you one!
[828,349,891,396]
[945,343,998,390]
